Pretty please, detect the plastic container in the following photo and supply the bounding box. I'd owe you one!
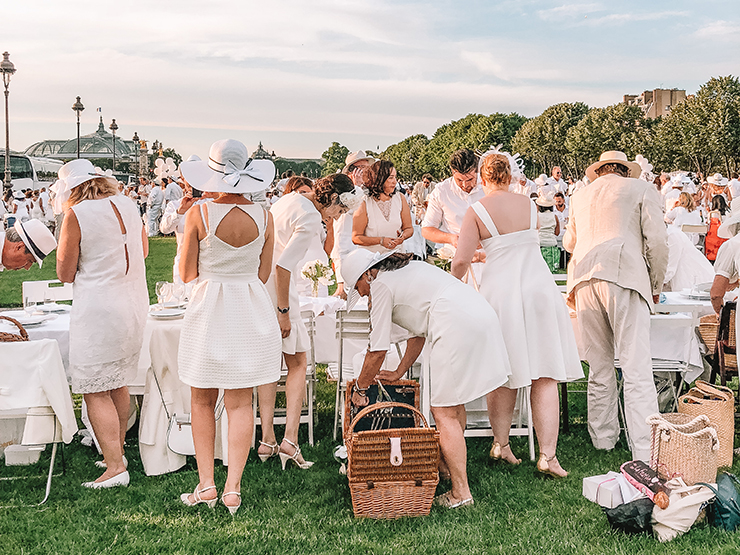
[4,444,44,466]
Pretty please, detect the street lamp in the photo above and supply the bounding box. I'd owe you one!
[132,132,139,177]
[109,118,118,172]
[72,96,85,159]
[1,52,16,190]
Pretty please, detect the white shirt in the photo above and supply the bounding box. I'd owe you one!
[664,226,714,291]
[664,189,682,212]
[148,187,164,210]
[164,182,184,204]
[331,210,357,284]
[554,205,568,239]
[714,234,740,283]
[549,177,568,195]
[421,176,484,237]
[729,179,740,200]
[513,180,537,197]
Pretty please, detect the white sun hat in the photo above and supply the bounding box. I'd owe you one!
[585,151,642,181]
[534,174,548,187]
[13,190,24,200]
[342,249,397,311]
[342,150,376,173]
[707,173,728,186]
[535,191,555,207]
[179,139,276,194]
[58,159,118,190]
[13,219,57,268]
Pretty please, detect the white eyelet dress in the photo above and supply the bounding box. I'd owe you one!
[178,202,282,389]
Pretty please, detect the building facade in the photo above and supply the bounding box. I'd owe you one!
[623,88,687,119]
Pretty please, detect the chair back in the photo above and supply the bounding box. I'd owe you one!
[21,280,73,304]
[301,309,317,379]
[718,301,737,350]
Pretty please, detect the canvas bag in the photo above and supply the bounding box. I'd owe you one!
[651,477,716,542]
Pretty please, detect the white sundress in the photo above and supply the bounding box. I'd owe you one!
[472,201,583,389]
[178,202,282,389]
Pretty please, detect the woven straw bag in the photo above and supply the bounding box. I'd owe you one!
[0,316,29,342]
[678,380,734,467]
[648,413,719,485]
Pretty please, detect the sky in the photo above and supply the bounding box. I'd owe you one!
[3,0,738,160]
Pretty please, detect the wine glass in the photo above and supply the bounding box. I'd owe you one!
[24,297,37,317]
[172,283,185,307]
[43,291,54,311]
[155,281,168,308]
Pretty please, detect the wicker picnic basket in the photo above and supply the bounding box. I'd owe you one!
[648,412,719,485]
[698,314,719,355]
[0,316,29,342]
[343,379,419,441]
[678,380,734,467]
[346,401,440,519]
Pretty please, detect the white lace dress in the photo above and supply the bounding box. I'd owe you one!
[361,194,406,254]
[472,201,583,389]
[178,202,282,389]
[69,195,149,394]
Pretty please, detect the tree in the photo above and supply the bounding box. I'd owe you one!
[511,102,590,177]
[274,158,323,179]
[381,134,429,182]
[320,142,350,176]
[564,104,653,177]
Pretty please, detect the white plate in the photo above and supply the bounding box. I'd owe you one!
[149,308,185,320]
[0,311,55,327]
[680,289,711,300]
[38,303,71,313]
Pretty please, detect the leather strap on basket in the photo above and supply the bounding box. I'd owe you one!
[0,316,29,342]
[347,401,429,435]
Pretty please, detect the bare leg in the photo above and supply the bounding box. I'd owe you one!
[530,378,567,477]
[439,404,467,478]
[110,386,130,452]
[257,379,278,457]
[84,389,127,482]
[222,388,253,508]
[186,387,218,503]
[486,386,519,464]
[280,351,310,463]
[431,405,472,503]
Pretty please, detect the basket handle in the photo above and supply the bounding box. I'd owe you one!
[0,316,29,342]
[694,379,734,401]
[348,401,430,435]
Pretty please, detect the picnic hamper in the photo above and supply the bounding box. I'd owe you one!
[0,316,29,342]
[346,401,440,519]
[648,412,719,485]
[343,379,419,440]
[678,380,734,467]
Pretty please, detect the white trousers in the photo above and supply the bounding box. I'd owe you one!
[575,279,658,461]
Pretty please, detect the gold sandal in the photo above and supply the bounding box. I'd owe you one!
[490,442,521,465]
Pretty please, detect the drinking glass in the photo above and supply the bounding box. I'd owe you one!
[155,281,168,307]
[43,291,54,310]
[172,283,185,307]
[24,297,37,317]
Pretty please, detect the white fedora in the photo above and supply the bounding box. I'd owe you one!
[342,150,376,173]
[13,219,57,268]
[342,249,396,311]
[58,159,118,190]
[585,151,642,181]
[180,140,275,194]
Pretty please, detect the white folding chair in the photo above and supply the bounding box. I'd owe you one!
[0,339,77,506]
[253,310,317,447]
[680,223,708,252]
[21,280,73,304]
[333,309,370,441]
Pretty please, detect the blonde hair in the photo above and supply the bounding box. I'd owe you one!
[65,177,119,209]
[480,153,511,190]
[677,191,695,212]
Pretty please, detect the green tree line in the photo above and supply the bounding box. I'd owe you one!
[321,75,740,182]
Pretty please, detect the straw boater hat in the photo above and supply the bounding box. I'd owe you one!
[585,151,642,181]
[180,140,275,194]
[535,191,555,207]
[707,173,729,187]
[13,219,57,268]
[342,249,397,311]
[342,150,376,173]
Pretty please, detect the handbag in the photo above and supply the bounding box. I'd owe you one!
[678,380,734,467]
[151,368,224,457]
[698,472,740,531]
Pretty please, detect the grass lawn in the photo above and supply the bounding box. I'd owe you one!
[2,238,740,553]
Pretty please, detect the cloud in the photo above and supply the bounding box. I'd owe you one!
[536,3,603,20]
[694,20,740,40]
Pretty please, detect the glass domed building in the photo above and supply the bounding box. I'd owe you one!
[24,117,136,163]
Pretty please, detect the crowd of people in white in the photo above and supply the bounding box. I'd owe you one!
[2,137,739,512]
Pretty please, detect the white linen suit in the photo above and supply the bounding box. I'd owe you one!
[564,173,668,461]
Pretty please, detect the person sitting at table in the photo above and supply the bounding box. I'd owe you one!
[663,225,715,292]
[177,139,282,514]
[261,172,363,469]
[56,159,149,489]
[352,160,413,254]
[343,249,511,508]
[451,151,582,478]
[0,219,56,271]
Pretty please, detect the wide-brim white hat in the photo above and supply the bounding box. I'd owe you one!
[585,151,642,181]
[180,139,275,194]
[707,173,728,186]
[343,249,397,311]
[13,190,25,200]
[534,174,548,187]
[58,159,118,190]
[535,192,555,207]
[13,219,57,268]
[718,211,740,239]
[342,150,376,173]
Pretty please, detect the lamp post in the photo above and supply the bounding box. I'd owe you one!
[109,118,118,172]
[72,96,85,159]
[1,52,16,190]
[132,132,139,177]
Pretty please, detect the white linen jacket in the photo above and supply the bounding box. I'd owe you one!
[564,173,669,309]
